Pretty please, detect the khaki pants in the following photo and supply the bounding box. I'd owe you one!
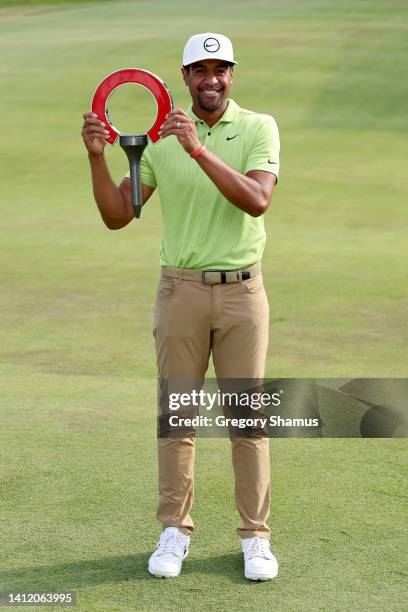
[153,267,270,539]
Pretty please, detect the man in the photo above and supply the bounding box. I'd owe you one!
[82,32,280,581]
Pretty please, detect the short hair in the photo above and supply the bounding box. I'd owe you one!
[183,61,234,73]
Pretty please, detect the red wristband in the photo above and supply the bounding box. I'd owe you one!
[190,145,207,159]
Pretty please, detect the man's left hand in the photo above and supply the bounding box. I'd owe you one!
[159,108,201,155]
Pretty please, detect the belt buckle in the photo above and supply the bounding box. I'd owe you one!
[202,270,213,284]
[202,270,221,284]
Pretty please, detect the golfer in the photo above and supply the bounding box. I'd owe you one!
[81,32,280,581]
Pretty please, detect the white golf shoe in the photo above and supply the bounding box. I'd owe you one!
[148,527,190,578]
[241,536,279,581]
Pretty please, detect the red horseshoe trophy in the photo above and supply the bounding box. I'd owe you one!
[92,69,173,218]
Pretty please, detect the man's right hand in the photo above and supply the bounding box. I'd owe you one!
[81,112,110,156]
[82,111,155,229]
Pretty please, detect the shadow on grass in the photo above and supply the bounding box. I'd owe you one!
[0,552,250,591]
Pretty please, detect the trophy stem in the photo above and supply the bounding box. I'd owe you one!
[119,135,148,218]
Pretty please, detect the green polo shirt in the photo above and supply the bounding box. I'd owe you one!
[127,98,280,270]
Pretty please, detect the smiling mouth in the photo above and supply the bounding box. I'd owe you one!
[199,89,222,96]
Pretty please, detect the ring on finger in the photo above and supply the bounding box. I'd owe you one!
[176,121,181,129]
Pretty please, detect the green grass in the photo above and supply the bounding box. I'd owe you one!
[0,0,106,6]
[1,0,407,610]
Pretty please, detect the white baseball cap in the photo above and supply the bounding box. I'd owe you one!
[183,32,237,67]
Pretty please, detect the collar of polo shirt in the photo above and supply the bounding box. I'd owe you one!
[187,98,240,124]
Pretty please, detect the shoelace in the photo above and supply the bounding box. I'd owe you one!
[245,537,271,560]
[157,532,186,557]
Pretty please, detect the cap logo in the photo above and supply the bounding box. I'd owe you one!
[203,37,220,53]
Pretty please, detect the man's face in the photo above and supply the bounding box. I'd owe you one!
[182,60,234,112]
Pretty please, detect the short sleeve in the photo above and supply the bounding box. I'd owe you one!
[125,147,157,188]
[244,115,280,179]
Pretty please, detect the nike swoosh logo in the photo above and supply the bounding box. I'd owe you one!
[226,134,240,141]
[268,160,277,164]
